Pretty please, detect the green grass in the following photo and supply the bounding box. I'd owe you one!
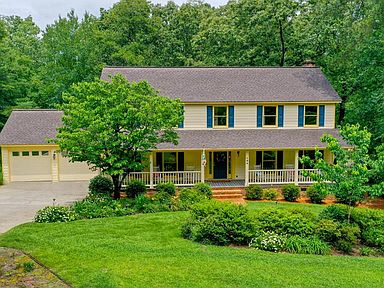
[246,200,326,215]
[0,210,383,288]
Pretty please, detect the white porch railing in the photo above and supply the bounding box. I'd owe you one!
[124,171,201,187]
[248,169,320,185]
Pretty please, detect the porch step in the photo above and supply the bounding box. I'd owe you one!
[212,188,245,203]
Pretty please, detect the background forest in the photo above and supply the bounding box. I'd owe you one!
[0,0,383,147]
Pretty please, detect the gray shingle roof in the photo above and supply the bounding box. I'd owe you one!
[0,110,63,145]
[157,129,345,150]
[0,110,345,149]
[101,67,341,103]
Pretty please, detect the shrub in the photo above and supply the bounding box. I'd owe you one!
[284,236,331,255]
[245,184,263,200]
[318,204,349,223]
[178,188,207,210]
[72,194,134,219]
[249,231,286,252]
[181,200,255,246]
[336,224,360,253]
[126,180,147,198]
[263,188,279,201]
[89,175,114,195]
[133,194,157,213]
[282,184,300,202]
[193,183,213,198]
[362,227,384,249]
[23,262,35,272]
[306,184,327,204]
[156,182,176,196]
[315,219,341,243]
[253,208,314,237]
[35,206,75,223]
[360,247,375,256]
[351,207,384,231]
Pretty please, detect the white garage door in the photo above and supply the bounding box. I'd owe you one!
[58,153,98,181]
[10,150,52,182]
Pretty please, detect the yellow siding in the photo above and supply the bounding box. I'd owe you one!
[325,104,336,128]
[234,105,256,128]
[284,105,298,128]
[1,148,10,184]
[184,105,206,129]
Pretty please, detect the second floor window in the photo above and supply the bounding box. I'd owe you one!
[304,106,318,126]
[214,106,227,127]
[263,106,277,127]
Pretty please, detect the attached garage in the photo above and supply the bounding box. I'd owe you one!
[0,110,98,184]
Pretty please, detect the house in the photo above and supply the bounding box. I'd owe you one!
[101,67,342,188]
[0,66,342,187]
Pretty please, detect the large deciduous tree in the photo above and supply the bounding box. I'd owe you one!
[56,75,183,199]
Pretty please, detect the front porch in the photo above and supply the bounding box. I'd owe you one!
[124,149,330,188]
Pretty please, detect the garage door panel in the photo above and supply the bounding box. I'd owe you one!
[59,154,98,181]
[10,151,51,182]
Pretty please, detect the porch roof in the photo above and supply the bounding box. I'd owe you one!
[156,129,346,150]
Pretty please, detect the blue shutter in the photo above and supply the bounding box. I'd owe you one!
[207,106,213,128]
[178,106,184,128]
[228,106,234,128]
[319,105,325,127]
[298,105,304,127]
[278,105,284,127]
[257,106,263,127]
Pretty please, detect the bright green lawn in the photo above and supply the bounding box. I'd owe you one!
[246,200,326,214]
[1,203,383,288]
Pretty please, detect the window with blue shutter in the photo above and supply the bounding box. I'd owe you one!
[298,105,304,127]
[257,106,263,127]
[178,106,184,128]
[228,106,234,128]
[278,105,284,127]
[207,106,213,128]
[319,105,325,127]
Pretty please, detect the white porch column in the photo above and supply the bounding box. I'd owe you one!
[294,149,299,185]
[245,151,249,186]
[201,150,205,183]
[149,152,154,189]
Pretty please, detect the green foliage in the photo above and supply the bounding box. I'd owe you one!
[360,247,375,257]
[253,208,315,237]
[249,231,286,252]
[178,188,207,210]
[263,188,279,201]
[362,227,384,249]
[55,75,183,198]
[301,125,380,206]
[284,236,331,255]
[34,206,75,223]
[89,175,114,195]
[282,184,300,202]
[182,201,255,246]
[315,219,341,243]
[23,262,35,273]
[306,184,327,204]
[193,183,213,198]
[156,182,176,196]
[245,184,263,200]
[126,180,147,198]
[318,204,349,223]
[336,224,360,253]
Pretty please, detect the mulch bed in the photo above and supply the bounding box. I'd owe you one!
[0,247,70,288]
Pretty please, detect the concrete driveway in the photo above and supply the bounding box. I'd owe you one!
[0,181,89,234]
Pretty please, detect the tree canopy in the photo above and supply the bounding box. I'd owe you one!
[55,75,183,198]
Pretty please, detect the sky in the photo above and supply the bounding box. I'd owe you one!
[0,0,227,29]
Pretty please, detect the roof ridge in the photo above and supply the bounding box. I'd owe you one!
[13,109,62,112]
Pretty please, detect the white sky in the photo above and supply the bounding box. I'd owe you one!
[0,0,227,29]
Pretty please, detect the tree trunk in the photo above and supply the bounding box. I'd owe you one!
[111,175,121,199]
[279,20,285,67]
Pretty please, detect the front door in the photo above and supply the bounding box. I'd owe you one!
[213,151,227,179]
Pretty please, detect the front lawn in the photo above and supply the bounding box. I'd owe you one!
[1,210,383,287]
[246,200,326,215]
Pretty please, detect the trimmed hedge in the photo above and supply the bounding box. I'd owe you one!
[89,175,114,195]
[282,184,300,202]
[245,184,263,200]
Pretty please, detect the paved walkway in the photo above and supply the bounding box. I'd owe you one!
[0,181,89,234]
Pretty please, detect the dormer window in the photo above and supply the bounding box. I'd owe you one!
[213,106,227,128]
[304,106,318,126]
[263,106,277,127]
